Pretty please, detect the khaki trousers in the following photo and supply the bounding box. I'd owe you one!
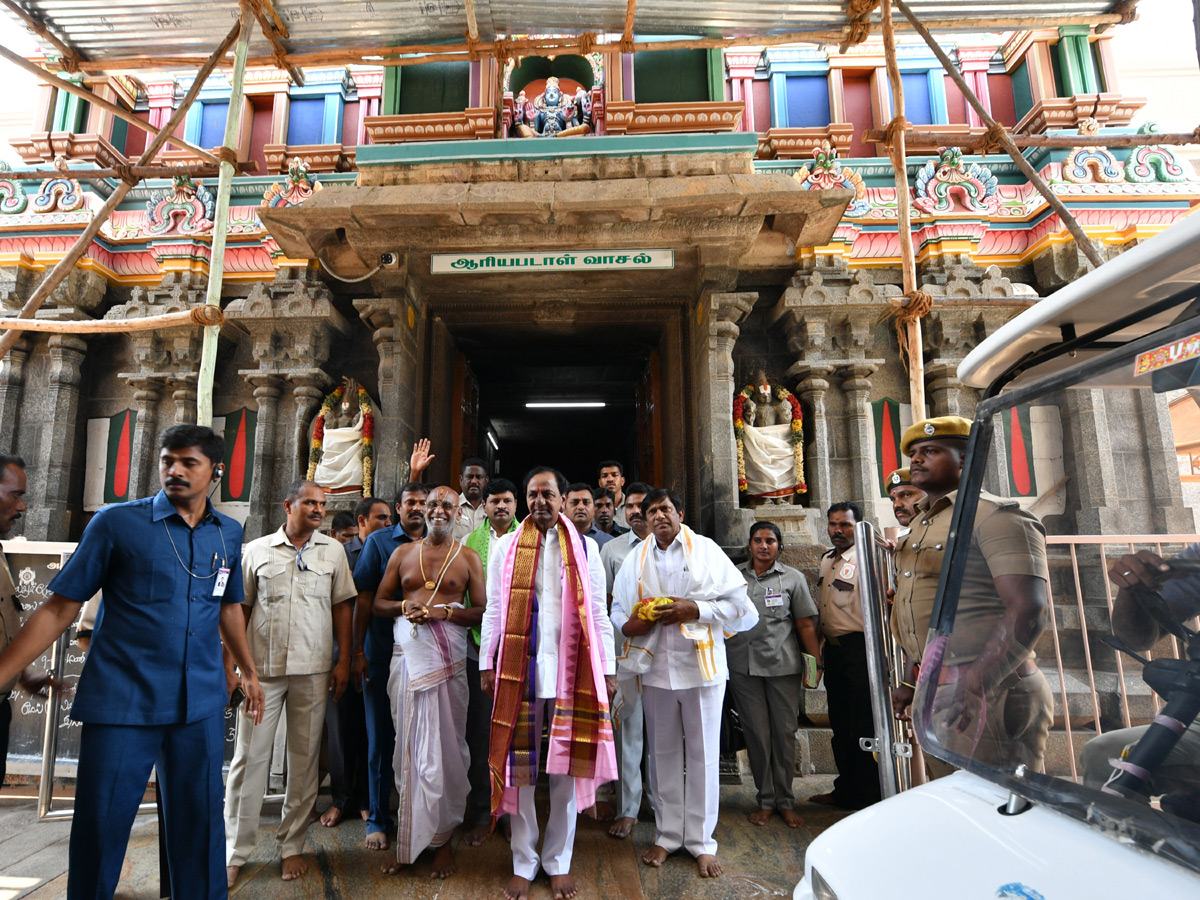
[224,672,329,865]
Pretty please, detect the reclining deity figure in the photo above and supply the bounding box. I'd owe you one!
[740,370,797,506]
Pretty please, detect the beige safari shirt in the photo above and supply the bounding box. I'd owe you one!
[0,548,22,694]
[816,545,864,638]
[891,490,1049,667]
[242,527,357,677]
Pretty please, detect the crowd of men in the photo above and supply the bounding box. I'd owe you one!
[0,414,1100,900]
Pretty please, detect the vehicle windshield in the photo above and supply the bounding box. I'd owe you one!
[915,307,1200,875]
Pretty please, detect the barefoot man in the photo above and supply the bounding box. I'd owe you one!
[611,488,757,878]
[372,486,486,879]
[480,467,618,900]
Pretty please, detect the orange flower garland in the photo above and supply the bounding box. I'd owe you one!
[307,383,374,496]
[733,383,806,497]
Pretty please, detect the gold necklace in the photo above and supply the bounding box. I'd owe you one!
[419,538,455,591]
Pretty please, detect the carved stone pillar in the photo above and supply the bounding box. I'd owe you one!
[126,377,166,501]
[25,336,86,540]
[1140,390,1197,533]
[289,374,331,486]
[840,364,878,515]
[0,337,29,454]
[243,375,284,540]
[1064,388,1124,533]
[703,291,757,551]
[354,293,421,502]
[171,379,198,425]
[795,366,833,515]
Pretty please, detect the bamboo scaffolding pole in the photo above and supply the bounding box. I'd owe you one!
[623,0,638,47]
[465,0,480,41]
[0,0,80,71]
[0,18,245,364]
[196,6,253,428]
[881,0,925,421]
[2,162,255,180]
[895,0,1105,270]
[245,0,305,86]
[0,43,221,166]
[68,12,1133,74]
[864,127,1200,148]
[0,305,223,333]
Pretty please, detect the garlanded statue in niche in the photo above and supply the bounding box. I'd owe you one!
[513,77,593,137]
[307,377,375,497]
[733,370,806,507]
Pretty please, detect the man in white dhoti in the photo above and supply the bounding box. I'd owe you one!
[480,467,617,900]
[611,488,757,878]
[371,486,487,879]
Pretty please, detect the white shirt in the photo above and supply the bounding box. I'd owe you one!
[480,525,614,698]
[610,529,752,690]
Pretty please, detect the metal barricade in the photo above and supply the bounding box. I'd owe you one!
[854,521,912,799]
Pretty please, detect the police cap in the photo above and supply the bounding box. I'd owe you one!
[901,416,972,456]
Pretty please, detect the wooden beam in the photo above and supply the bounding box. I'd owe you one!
[466,0,480,41]
[863,127,1200,149]
[69,13,1136,73]
[894,0,1106,270]
[0,305,224,333]
[245,0,305,86]
[881,0,925,421]
[1,161,255,180]
[0,42,221,165]
[0,0,81,71]
[623,0,638,46]
[0,17,246,363]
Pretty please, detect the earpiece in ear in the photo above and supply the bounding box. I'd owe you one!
[213,465,225,482]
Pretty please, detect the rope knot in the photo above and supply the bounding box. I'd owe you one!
[216,146,240,168]
[494,39,509,63]
[884,115,909,147]
[896,290,934,322]
[618,37,636,54]
[465,32,482,61]
[1114,0,1138,25]
[982,122,1007,156]
[112,162,139,186]
[578,32,598,56]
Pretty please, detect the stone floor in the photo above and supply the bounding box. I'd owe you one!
[0,776,853,900]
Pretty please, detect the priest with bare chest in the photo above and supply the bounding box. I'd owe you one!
[372,486,487,879]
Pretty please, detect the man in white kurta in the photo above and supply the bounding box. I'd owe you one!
[611,488,756,879]
[480,468,616,900]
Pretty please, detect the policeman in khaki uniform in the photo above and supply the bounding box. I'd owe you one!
[810,502,881,810]
[885,467,924,531]
[890,416,1053,775]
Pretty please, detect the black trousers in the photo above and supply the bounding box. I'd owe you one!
[822,632,882,808]
[0,696,10,785]
[324,681,369,814]
[465,653,493,826]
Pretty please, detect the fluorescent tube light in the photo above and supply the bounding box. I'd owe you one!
[487,431,499,450]
[525,401,607,409]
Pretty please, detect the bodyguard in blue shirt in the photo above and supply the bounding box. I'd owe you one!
[0,425,264,900]
[350,480,427,850]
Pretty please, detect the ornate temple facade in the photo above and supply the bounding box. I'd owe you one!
[0,26,1197,560]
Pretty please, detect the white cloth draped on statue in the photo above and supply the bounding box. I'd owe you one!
[314,412,364,492]
[741,423,796,497]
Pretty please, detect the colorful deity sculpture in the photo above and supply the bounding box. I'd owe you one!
[513,77,592,137]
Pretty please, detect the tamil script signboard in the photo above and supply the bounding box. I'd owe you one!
[430,249,674,274]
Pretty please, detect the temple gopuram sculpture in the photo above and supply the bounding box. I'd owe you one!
[734,371,806,506]
[512,77,593,137]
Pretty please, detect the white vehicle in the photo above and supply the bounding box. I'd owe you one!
[796,212,1200,899]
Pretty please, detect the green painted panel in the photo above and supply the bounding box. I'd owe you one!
[1011,60,1034,123]
[397,61,471,114]
[632,49,709,103]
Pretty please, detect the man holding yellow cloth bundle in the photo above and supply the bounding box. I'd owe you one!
[611,488,757,879]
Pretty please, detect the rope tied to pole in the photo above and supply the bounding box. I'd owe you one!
[884,114,909,148]
[578,32,598,56]
[888,290,934,372]
[618,36,636,54]
[465,33,482,61]
[494,39,509,63]
[840,0,879,50]
[981,122,1008,156]
[216,146,240,168]
[111,162,139,186]
[190,305,225,327]
[1112,0,1139,25]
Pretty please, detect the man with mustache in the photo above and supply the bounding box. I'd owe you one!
[225,480,357,886]
[372,485,486,879]
[593,489,626,538]
[597,481,653,839]
[454,458,490,542]
[461,478,519,846]
[611,488,756,879]
[886,468,924,530]
[351,481,428,850]
[0,425,264,900]
[481,467,616,900]
[564,482,613,548]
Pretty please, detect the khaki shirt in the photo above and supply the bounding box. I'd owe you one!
[242,528,357,677]
[816,546,863,638]
[0,548,22,694]
[891,490,1048,667]
[728,559,817,676]
[453,498,487,543]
